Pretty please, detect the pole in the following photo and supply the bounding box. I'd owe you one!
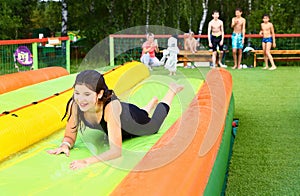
[32,42,38,70]
[109,35,115,66]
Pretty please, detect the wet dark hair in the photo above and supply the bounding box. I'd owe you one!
[62,70,115,132]
[212,10,219,14]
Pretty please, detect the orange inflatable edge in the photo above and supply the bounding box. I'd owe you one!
[0,67,69,94]
[111,68,233,195]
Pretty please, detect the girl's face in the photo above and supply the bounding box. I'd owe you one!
[74,84,98,112]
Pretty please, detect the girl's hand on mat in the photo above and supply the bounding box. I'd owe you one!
[47,146,70,157]
[69,159,89,170]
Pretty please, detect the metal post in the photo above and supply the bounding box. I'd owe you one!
[32,42,38,70]
[66,39,70,73]
[109,35,115,66]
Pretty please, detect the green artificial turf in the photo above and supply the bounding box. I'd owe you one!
[225,66,300,195]
[173,65,300,195]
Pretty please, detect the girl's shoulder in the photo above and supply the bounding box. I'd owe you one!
[103,98,122,121]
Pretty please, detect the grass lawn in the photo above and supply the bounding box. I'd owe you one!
[225,66,300,195]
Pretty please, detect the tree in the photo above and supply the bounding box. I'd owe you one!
[198,0,209,39]
[0,2,21,39]
[0,0,38,39]
[2,0,299,41]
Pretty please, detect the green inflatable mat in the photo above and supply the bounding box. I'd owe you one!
[0,75,203,195]
[0,74,76,113]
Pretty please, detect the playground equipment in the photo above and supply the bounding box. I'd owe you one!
[13,46,33,72]
[0,37,70,75]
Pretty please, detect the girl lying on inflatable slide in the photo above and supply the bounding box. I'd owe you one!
[48,70,184,170]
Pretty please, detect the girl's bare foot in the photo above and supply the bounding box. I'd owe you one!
[262,66,269,70]
[169,83,184,94]
[160,83,184,107]
[232,66,237,69]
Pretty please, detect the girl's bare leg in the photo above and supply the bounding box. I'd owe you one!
[142,97,159,114]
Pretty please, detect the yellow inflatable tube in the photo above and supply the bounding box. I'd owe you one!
[104,61,150,95]
[0,61,149,162]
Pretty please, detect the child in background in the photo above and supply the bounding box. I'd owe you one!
[208,10,226,68]
[231,8,246,69]
[260,14,277,70]
[160,36,179,75]
[184,32,199,53]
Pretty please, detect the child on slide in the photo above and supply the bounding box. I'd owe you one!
[48,70,184,170]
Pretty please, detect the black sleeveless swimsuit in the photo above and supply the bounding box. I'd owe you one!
[81,96,170,139]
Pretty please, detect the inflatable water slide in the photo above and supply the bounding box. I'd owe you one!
[0,62,234,195]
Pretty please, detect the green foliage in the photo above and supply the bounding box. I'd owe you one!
[0,0,39,39]
[247,0,300,34]
[30,1,61,32]
[0,1,22,39]
[0,0,299,42]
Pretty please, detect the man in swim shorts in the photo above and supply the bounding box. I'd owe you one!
[231,8,246,69]
[259,14,277,70]
[208,10,227,68]
[262,37,273,43]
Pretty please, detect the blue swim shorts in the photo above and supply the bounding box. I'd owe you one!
[232,33,243,49]
[262,37,273,43]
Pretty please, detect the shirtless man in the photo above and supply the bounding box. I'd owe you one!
[231,8,246,69]
[260,14,276,70]
[208,10,226,68]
